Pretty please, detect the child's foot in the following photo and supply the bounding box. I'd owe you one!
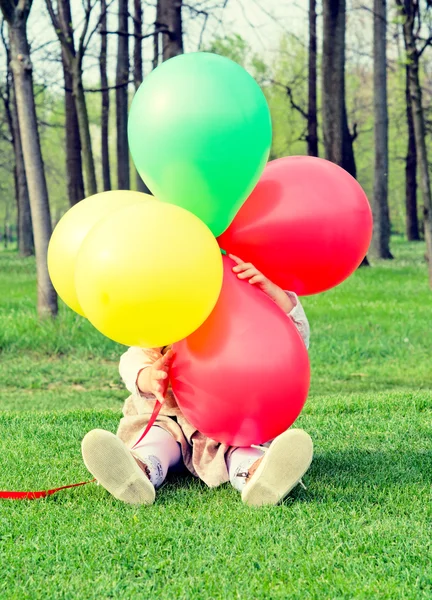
[242,429,313,507]
[81,429,155,505]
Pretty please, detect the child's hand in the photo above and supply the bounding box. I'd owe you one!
[229,254,279,299]
[137,349,174,403]
[229,254,295,313]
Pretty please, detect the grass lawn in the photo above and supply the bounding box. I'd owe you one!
[0,238,431,599]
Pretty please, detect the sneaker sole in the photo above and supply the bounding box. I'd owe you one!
[241,429,313,507]
[81,429,155,505]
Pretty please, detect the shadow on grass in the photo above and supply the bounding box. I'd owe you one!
[148,448,432,508]
[286,448,432,504]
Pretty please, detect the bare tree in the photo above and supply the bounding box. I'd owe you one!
[116,0,129,189]
[153,0,161,69]
[322,0,368,265]
[2,196,12,248]
[45,0,98,196]
[308,0,318,157]
[372,0,393,258]
[100,0,111,191]
[322,0,357,178]
[405,63,419,240]
[133,0,150,192]
[0,0,57,316]
[58,0,85,205]
[158,0,183,60]
[0,25,33,256]
[395,0,432,285]
[10,73,33,255]
[133,0,143,98]
[322,0,345,165]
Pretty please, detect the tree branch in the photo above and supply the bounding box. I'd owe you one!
[183,3,208,16]
[83,0,115,55]
[0,129,12,143]
[45,0,75,63]
[0,17,8,55]
[65,79,134,93]
[99,25,169,40]
[198,11,209,48]
[0,19,13,142]
[418,35,432,56]
[77,0,94,60]
[31,38,59,54]
[38,119,64,129]
[181,2,215,49]
[0,0,16,24]
[270,79,308,120]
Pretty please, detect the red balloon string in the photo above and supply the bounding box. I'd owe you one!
[131,400,163,448]
[0,401,162,500]
[0,480,95,500]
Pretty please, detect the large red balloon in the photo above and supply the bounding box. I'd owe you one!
[218,156,373,295]
[170,256,310,446]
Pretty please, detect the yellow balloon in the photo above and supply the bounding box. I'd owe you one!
[75,201,223,347]
[48,191,152,315]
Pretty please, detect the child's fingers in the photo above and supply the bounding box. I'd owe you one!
[249,274,265,285]
[162,349,174,363]
[153,355,165,369]
[237,268,260,280]
[159,350,174,367]
[153,369,168,381]
[153,382,166,404]
[232,261,252,271]
[228,254,244,265]
[154,351,173,370]
[154,391,165,404]
[158,358,173,375]
[233,262,254,274]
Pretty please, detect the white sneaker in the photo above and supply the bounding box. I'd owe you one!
[241,429,313,507]
[81,429,155,505]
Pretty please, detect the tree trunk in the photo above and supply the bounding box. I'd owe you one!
[322,0,367,265]
[322,0,358,176]
[11,85,33,256]
[58,0,85,205]
[372,0,393,259]
[397,0,432,285]
[133,0,150,193]
[342,105,357,178]
[62,61,85,204]
[322,0,345,165]
[3,200,10,249]
[45,0,97,197]
[72,62,97,196]
[133,0,143,92]
[1,28,33,256]
[116,0,130,190]
[100,0,111,191]
[307,0,318,157]
[5,7,57,316]
[153,0,161,70]
[405,64,419,240]
[159,0,183,61]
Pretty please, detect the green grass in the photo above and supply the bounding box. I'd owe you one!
[0,239,431,599]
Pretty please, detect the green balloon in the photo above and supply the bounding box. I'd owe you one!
[128,52,272,237]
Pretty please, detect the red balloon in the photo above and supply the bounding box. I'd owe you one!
[170,256,310,446]
[218,156,373,295]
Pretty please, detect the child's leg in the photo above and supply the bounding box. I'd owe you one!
[227,429,313,507]
[82,429,156,505]
[131,426,181,489]
[227,447,265,492]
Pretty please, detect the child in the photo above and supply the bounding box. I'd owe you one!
[82,256,313,507]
